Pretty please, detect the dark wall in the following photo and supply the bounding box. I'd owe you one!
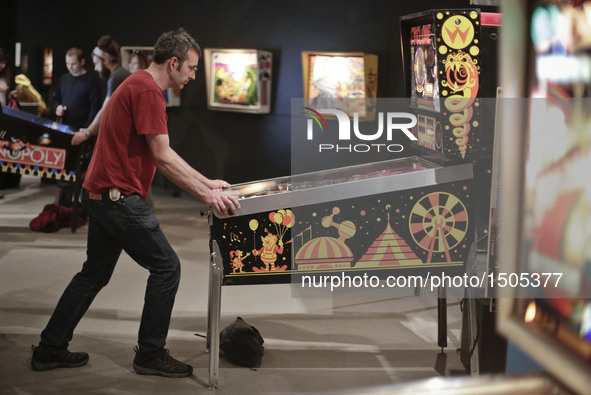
[10,0,476,184]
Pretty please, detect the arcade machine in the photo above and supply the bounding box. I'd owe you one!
[201,9,501,389]
[340,1,588,393]
[497,1,591,393]
[204,159,474,388]
[399,9,504,374]
[374,0,591,393]
[0,105,89,231]
[399,8,501,233]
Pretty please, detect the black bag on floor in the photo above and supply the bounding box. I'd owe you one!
[220,316,264,368]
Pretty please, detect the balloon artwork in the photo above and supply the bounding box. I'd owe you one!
[268,209,294,241]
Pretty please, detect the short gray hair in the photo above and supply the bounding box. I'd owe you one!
[153,28,201,65]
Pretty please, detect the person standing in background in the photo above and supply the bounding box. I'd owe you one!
[52,47,102,207]
[53,47,101,130]
[71,35,130,146]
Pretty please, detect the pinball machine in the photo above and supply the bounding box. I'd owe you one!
[400,8,505,374]
[211,157,474,286]
[205,157,475,388]
[399,8,501,217]
[203,8,500,389]
[0,105,90,231]
[496,1,591,394]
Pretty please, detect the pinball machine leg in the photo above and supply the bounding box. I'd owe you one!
[206,253,213,353]
[437,286,447,351]
[207,240,223,390]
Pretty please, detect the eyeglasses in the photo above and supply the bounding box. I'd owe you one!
[184,63,198,73]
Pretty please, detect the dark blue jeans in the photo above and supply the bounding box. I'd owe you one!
[39,189,181,355]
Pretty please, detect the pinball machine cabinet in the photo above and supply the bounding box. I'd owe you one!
[0,105,90,231]
[399,9,504,376]
[0,105,83,181]
[211,157,474,286]
[399,9,501,248]
[205,156,474,388]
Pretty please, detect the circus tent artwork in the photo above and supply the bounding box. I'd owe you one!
[355,207,423,268]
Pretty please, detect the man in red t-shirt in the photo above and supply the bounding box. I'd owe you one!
[31,28,239,378]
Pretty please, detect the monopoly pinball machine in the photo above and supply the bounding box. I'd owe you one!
[0,105,91,231]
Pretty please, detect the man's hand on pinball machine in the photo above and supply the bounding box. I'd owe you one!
[209,179,230,191]
[207,189,240,217]
[71,129,91,146]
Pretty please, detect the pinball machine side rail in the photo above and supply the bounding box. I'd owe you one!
[217,161,473,218]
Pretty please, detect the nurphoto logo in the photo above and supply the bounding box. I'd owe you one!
[302,107,418,153]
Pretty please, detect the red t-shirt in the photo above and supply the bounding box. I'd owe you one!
[83,70,167,198]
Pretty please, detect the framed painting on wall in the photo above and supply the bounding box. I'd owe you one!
[204,48,272,114]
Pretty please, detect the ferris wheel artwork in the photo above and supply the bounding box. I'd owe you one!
[409,191,469,263]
